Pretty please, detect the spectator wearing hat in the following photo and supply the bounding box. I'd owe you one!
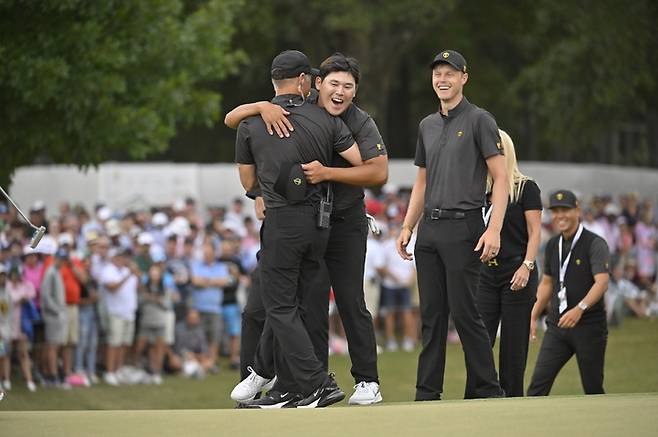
[40,247,69,387]
[218,236,246,370]
[527,190,610,396]
[100,247,140,386]
[42,233,88,384]
[397,49,507,400]
[6,264,37,391]
[134,257,175,385]
[190,242,232,372]
[74,255,100,385]
[135,232,155,274]
[26,201,48,241]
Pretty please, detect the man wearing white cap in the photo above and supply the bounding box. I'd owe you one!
[100,247,140,386]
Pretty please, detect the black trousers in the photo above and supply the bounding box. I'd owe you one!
[472,258,537,397]
[527,321,607,396]
[257,205,328,395]
[325,203,379,384]
[414,213,503,400]
[240,203,379,390]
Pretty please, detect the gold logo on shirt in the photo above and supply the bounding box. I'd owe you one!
[556,193,564,200]
[576,259,581,265]
[442,52,450,58]
[376,143,383,151]
[293,178,302,186]
[457,131,463,137]
[496,142,502,149]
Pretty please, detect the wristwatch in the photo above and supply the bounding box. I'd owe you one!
[522,260,535,271]
[577,301,589,311]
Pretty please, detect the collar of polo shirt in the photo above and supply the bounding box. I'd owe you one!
[441,96,469,119]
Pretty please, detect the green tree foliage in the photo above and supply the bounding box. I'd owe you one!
[0,0,243,184]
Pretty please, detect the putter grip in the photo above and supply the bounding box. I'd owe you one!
[30,226,46,249]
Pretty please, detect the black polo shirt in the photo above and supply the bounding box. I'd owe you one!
[307,90,387,210]
[414,97,502,210]
[333,104,387,210]
[235,94,355,209]
[543,226,610,325]
[490,179,542,259]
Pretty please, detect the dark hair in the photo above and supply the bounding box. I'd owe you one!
[319,53,360,86]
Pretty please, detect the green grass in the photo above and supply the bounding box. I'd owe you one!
[1,318,657,411]
[2,394,657,437]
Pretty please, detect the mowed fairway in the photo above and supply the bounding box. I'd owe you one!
[2,394,657,437]
[0,318,656,436]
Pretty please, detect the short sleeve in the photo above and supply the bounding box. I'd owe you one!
[474,111,503,159]
[589,237,611,275]
[414,125,426,167]
[235,120,254,164]
[354,117,386,161]
[520,180,543,211]
[333,118,356,154]
[543,239,554,277]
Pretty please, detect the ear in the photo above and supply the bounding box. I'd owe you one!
[315,76,322,89]
[461,72,469,85]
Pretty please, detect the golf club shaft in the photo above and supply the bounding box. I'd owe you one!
[0,184,38,230]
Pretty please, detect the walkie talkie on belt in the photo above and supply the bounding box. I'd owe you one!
[317,184,333,229]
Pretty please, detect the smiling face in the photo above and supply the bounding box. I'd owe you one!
[316,71,357,116]
[432,63,468,106]
[551,206,581,236]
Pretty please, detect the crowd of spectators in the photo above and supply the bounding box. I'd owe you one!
[0,188,657,393]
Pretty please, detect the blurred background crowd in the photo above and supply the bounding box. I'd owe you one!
[0,187,657,394]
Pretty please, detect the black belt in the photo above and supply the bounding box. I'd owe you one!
[424,208,481,220]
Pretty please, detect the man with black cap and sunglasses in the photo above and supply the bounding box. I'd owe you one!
[397,49,507,400]
[227,52,387,406]
[235,49,363,408]
[527,189,610,396]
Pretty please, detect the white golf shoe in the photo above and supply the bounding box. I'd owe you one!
[348,381,383,405]
[230,366,276,402]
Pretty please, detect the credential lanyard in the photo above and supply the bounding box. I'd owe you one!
[557,223,584,313]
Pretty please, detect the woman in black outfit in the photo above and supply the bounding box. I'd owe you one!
[475,129,542,397]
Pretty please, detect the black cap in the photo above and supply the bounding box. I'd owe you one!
[271,50,319,80]
[430,50,467,73]
[548,190,579,209]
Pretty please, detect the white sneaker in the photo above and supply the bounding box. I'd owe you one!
[104,372,120,386]
[402,337,415,352]
[152,374,163,385]
[27,381,37,392]
[230,366,276,402]
[385,339,398,352]
[348,381,383,405]
[2,380,11,391]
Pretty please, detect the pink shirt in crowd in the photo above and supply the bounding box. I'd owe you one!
[22,262,44,310]
[7,279,36,339]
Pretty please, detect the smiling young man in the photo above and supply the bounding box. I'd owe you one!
[226,53,388,406]
[527,190,610,396]
[396,49,507,400]
[235,49,364,408]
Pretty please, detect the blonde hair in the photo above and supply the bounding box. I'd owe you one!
[486,129,532,204]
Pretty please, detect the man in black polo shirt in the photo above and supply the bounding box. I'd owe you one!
[235,49,363,408]
[527,190,610,396]
[397,49,508,400]
[227,53,387,406]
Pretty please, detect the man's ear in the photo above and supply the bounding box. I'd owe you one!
[462,72,469,85]
[315,76,322,89]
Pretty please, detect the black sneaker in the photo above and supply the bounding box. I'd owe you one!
[239,390,303,409]
[297,374,345,408]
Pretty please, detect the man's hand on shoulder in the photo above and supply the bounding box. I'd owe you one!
[260,102,292,138]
